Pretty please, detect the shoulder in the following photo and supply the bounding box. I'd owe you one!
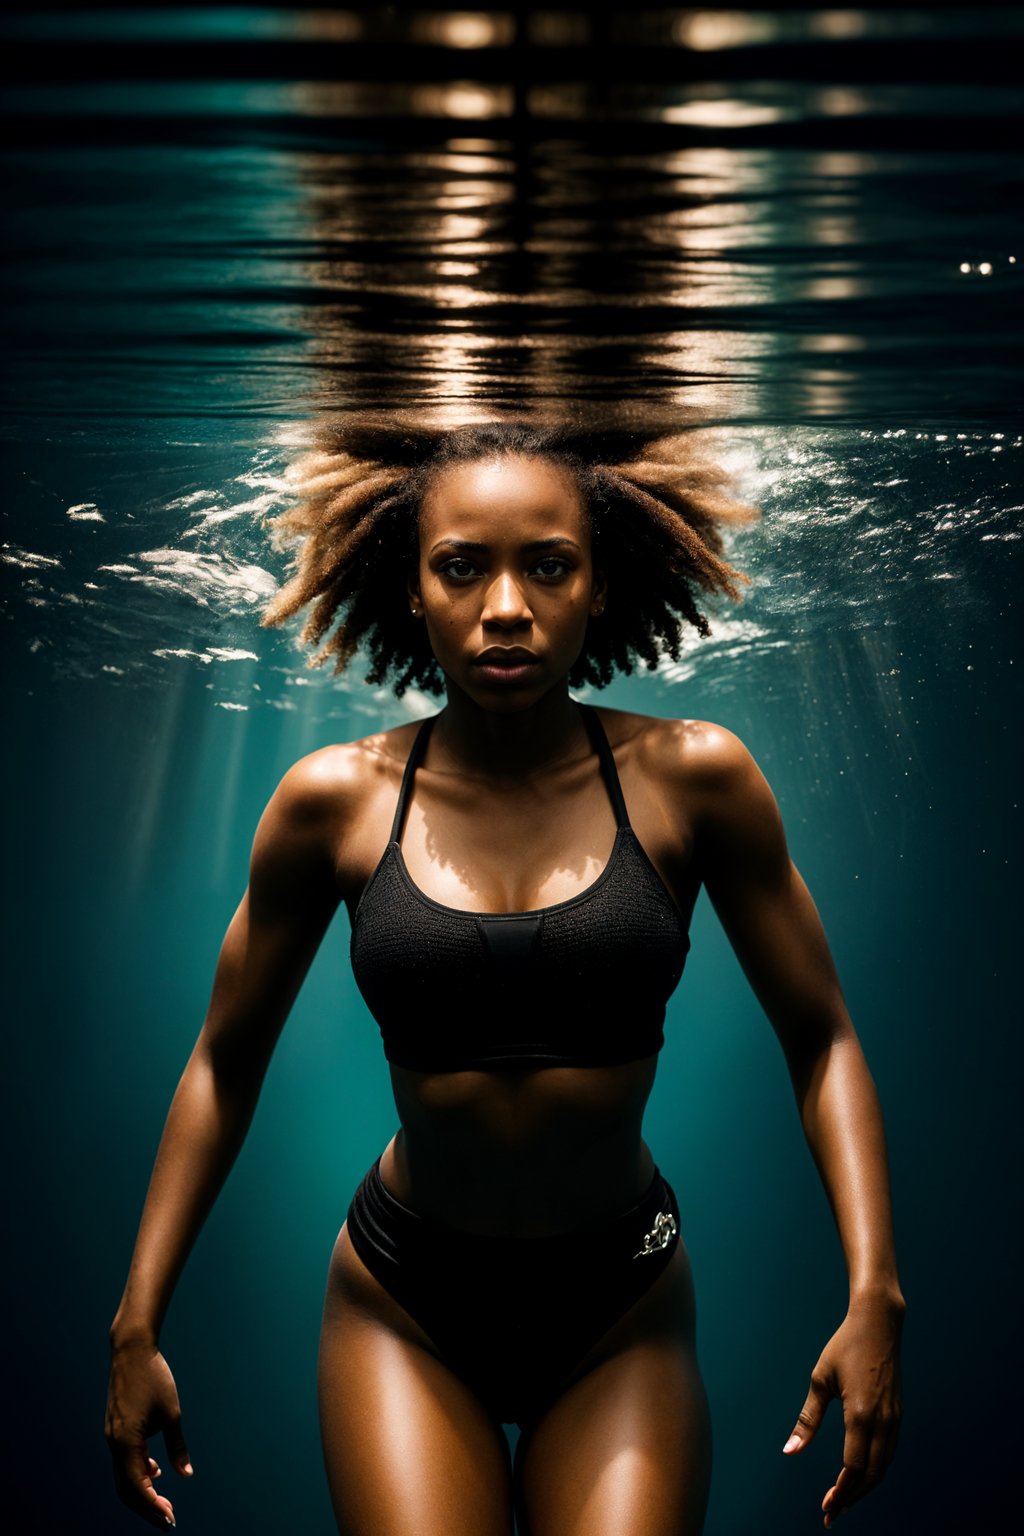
[593,705,766,802]
[255,718,428,852]
[594,705,782,866]
[593,706,788,886]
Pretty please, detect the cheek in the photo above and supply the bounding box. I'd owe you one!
[563,574,599,619]
[420,588,465,644]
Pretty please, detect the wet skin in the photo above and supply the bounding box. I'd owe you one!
[107,455,904,1533]
[344,456,699,1229]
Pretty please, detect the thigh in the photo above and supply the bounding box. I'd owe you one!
[319,1223,514,1536]
[513,1243,712,1536]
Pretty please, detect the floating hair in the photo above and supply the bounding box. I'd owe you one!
[262,421,758,695]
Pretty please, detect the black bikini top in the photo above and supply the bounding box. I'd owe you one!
[349,704,690,1072]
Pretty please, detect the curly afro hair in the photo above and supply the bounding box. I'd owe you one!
[262,420,758,696]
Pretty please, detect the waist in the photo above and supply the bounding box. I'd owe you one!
[378,1118,658,1237]
[361,1145,674,1249]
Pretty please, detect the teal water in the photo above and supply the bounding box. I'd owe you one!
[3,9,1021,1534]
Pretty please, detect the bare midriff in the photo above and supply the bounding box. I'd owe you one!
[378,1054,660,1237]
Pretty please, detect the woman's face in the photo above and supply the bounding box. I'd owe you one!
[410,454,606,709]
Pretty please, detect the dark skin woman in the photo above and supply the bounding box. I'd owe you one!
[106,424,904,1535]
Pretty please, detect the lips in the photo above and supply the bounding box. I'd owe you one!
[474,647,540,666]
[472,647,542,683]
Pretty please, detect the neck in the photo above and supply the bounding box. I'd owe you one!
[431,683,590,783]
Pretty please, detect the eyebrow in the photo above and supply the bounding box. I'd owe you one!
[428,537,583,555]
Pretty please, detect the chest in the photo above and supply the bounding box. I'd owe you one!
[341,754,697,920]
[401,776,621,912]
[350,825,690,1071]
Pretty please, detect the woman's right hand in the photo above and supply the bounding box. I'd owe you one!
[106,1341,193,1529]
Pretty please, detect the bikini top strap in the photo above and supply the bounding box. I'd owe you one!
[389,715,436,845]
[580,703,631,830]
[392,708,628,842]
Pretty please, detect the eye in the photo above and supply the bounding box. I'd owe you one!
[532,557,572,580]
[438,557,480,582]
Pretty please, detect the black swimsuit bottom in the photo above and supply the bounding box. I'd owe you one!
[344,1157,682,1429]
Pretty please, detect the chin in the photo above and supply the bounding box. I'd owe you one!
[472,687,547,712]
[446,671,558,711]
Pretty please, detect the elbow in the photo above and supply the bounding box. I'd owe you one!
[779,1005,859,1084]
[192,1019,270,1102]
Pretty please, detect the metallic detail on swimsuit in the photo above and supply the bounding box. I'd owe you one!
[633,1209,678,1259]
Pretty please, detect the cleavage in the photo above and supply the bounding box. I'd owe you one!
[397,782,618,915]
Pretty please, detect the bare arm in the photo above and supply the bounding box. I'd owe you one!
[106,756,344,1529]
[691,728,905,1529]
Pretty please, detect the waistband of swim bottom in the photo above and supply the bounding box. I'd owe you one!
[351,1154,678,1260]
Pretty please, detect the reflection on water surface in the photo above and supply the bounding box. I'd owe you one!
[1,4,1020,716]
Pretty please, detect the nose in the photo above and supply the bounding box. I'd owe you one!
[481,569,533,630]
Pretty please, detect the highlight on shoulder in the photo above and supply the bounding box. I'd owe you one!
[595,705,759,789]
[270,720,423,828]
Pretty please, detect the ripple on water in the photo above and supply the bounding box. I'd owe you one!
[4,429,1018,721]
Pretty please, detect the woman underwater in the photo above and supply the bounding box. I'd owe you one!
[106,423,905,1535]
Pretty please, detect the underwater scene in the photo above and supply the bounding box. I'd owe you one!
[2,6,1020,1533]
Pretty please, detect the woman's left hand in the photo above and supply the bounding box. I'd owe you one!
[782,1291,905,1526]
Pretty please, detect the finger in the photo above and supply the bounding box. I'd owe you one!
[841,1409,869,1481]
[112,1439,178,1529]
[113,1463,177,1528]
[784,1369,832,1453]
[864,1424,890,1495]
[826,1397,902,1520]
[821,1421,869,1524]
[834,1459,863,1509]
[823,1473,854,1526]
[163,1412,194,1478]
[824,1454,870,1523]
[849,1414,899,1506]
[148,1457,163,1480]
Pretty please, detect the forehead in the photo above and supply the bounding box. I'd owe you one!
[419,455,586,543]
